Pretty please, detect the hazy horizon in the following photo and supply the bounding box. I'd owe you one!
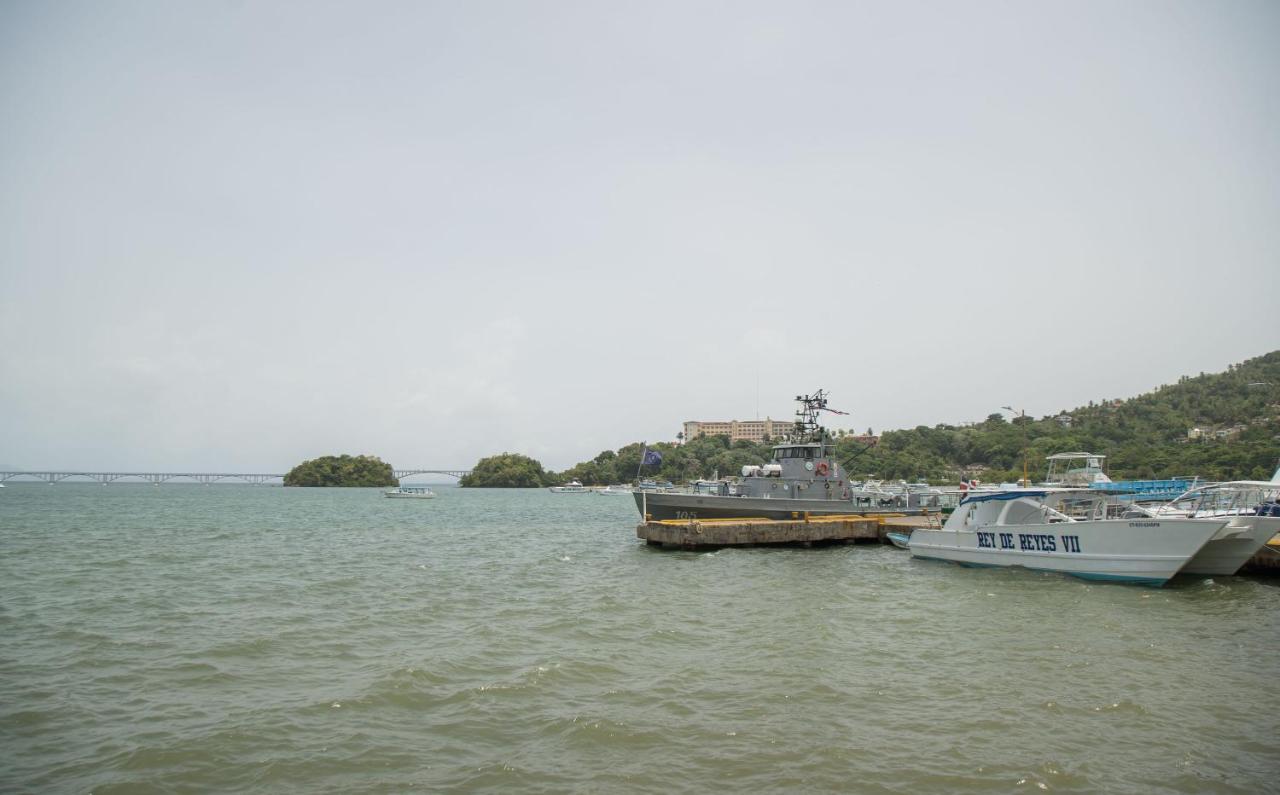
[0,350,1274,474]
[3,1,1278,472]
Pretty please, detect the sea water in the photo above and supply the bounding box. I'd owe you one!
[1,484,1277,793]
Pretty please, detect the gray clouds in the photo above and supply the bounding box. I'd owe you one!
[2,0,1278,470]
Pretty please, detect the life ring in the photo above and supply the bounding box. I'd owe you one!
[815,461,829,477]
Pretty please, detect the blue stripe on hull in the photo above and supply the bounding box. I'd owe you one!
[910,554,1168,586]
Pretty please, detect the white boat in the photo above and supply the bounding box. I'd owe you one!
[907,489,1226,586]
[597,485,633,496]
[1133,481,1280,575]
[384,486,435,499]
[548,480,589,493]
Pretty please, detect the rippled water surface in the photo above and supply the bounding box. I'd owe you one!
[2,484,1278,793]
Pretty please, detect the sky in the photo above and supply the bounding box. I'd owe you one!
[1,0,1278,473]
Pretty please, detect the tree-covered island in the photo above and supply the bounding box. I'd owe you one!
[459,453,551,488]
[283,454,399,487]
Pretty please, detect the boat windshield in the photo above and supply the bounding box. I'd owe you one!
[773,446,818,460]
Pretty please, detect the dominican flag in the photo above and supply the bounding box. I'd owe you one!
[642,448,663,467]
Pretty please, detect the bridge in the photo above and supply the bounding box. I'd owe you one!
[0,469,471,485]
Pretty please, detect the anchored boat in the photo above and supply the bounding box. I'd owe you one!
[634,390,928,521]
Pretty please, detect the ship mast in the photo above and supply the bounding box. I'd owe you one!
[789,389,842,444]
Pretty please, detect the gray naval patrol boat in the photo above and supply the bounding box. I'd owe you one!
[634,390,928,521]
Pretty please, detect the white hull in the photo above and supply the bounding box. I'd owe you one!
[384,491,434,499]
[1181,516,1280,576]
[910,517,1224,585]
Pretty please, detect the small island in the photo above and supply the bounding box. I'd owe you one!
[459,453,550,488]
[283,454,399,487]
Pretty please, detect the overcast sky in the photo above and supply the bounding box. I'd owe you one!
[1,0,1277,473]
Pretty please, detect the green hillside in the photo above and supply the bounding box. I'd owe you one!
[851,349,1280,484]
[553,351,1280,485]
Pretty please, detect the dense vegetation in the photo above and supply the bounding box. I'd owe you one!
[847,350,1280,484]
[459,453,551,488]
[545,351,1280,485]
[283,454,398,487]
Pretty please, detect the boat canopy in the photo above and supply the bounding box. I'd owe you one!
[961,490,1050,505]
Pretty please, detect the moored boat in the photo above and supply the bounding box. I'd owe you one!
[907,489,1226,586]
[549,480,589,493]
[1134,481,1280,575]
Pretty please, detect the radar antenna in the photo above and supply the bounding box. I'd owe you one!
[789,389,848,443]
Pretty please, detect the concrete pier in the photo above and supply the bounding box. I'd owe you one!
[637,512,943,550]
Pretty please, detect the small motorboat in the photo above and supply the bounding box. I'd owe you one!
[384,486,435,499]
[548,480,589,493]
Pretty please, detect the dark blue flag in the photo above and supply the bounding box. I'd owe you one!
[642,449,663,467]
